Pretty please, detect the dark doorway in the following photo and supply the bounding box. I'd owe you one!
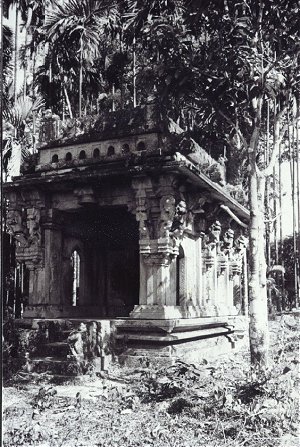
[63,207,139,317]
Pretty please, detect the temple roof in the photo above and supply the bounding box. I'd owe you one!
[4,103,249,223]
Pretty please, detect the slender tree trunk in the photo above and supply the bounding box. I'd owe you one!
[79,40,83,117]
[248,169,269,366]
[14,6,19,104]
[296,103,300,306]
[112,83,115,112]
[23,28,28,99]
[32,43,36,99]
[133,35,136,107]
[63,85,73,119]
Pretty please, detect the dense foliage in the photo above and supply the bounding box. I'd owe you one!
[3,0,300,173]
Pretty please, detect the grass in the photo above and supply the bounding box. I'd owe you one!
[2,316,299,447]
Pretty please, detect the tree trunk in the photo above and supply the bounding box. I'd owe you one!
[23,28,28,99]
[63,85,73,119]
[133,36,136,107]
[248,170,269,366]
[14,7,19,104]
[79,41,83,118]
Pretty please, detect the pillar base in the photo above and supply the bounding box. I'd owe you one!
[130,305,183,320]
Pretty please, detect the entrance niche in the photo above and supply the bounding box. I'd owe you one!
[71,249,80,306]
[62,206,139,318]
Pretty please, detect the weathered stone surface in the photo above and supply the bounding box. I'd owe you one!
[4,104,250,373]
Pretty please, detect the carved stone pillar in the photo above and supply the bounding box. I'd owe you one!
[195,236,202,309]
[179,237,200,317]
[130,176,184,319]
[202,253,218,316]
[201,221,221,316]
[44,210,63,307]
[217,253,230,315]
[228,235,248,315]
[6,193,48,317]
[217,227,234,315]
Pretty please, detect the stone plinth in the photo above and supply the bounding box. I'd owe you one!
[114,316,246,367]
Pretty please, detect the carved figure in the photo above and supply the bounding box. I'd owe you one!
[27,207,41,246]
[223,228,235,253]
[231,235,248,272]
[209,220,222,243]
[235,235,248,254]
[160,195,175,238]
[204,220,222,255]
[68,323,87,359]
[6,209,28,246]
[135,197,150,239]
[171,199,187,235]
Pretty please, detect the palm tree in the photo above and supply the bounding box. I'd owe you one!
[3,95,44,180]
[3,25,13,110]
[3,0,31,102]
[44,0,119,117]
[19,0,44,98]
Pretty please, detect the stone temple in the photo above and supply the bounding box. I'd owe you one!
[4,103,250,370]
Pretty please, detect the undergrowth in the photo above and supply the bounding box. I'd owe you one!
[3,316,299,447]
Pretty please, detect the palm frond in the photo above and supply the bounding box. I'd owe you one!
[3,96,45,132]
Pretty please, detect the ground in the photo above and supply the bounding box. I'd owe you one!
[2,316,299,447]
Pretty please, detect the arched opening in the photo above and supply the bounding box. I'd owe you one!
[65,152,72,161]
[107,146,115,156]
[71,250,80,306]
[79,150,86,160]
[51,154,59,163]
[122,143,130,154]
[93,148,100,158]
[137,141,146,151]
[176,245,185,306]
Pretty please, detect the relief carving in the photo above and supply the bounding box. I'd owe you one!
[230,235,248,276]
[6,209,28,247]
[135,197,150,239]
[222,228,235,257]
[131,178,153,240]
[7,205,44,268]
[27,207,41,246]
[74,187,96,206]
[159,195,176,238]
[204,220,222,256]
[234,235,248,259]
[171,199,187,237]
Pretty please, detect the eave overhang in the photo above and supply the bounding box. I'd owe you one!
[3,151,250,223]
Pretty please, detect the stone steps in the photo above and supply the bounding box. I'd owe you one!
[28,318,112,377]
[30,322,80,376]
[43,341,71,357]
[31,356,80,376]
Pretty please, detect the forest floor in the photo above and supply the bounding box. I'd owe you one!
[2,316,299,447]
